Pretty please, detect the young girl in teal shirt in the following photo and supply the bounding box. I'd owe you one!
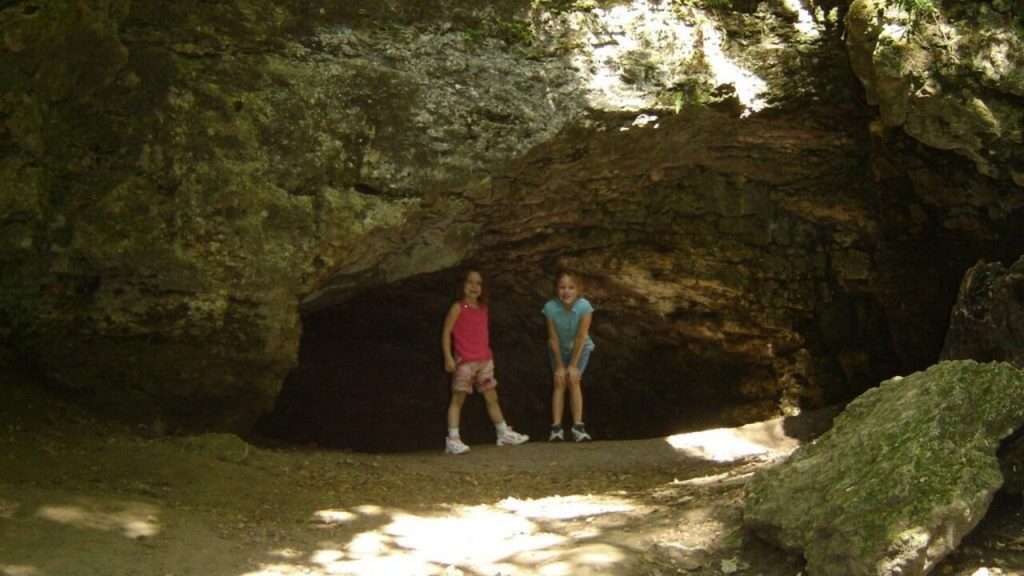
[542,270,595,442]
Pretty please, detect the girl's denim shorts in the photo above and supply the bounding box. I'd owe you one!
[548,341,595,373]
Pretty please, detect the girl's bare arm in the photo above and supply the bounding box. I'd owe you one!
[568,312,593,369]
[441,303,461,372]
[546,318,564,370]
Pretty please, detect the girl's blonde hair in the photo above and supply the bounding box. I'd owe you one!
[457,267,487,305]
[553,270,584,294]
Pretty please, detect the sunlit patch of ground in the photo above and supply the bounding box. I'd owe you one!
[0,380,1021,576]
[36,500,160,539]
[242,495,651,575]
[665,417,801,463]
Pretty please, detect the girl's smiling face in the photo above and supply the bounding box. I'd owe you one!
[556,275,579,308]
[463,271,484,302]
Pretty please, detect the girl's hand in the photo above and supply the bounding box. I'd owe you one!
[554,366,567,382]
[567,365,582,386]
[445,357,458,373]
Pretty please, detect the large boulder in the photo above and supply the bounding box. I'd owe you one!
[942,255,1024,493]
[744,360,1024,576]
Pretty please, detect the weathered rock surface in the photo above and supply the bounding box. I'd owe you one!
[942,254,1024,493]
[942,255,1024,368]
[743,360,1024,576]
[846,0,1024,186]
[2,0,1023,438]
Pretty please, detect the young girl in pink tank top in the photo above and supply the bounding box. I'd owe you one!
[440,269,529,454]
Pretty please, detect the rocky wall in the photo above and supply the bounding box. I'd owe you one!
[2,0,1023,438]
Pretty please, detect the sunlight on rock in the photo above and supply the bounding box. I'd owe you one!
[568,0,770,116]
[312,509,357,525]
[35,502,160,538]
[497,495,634,520]
[699,24,768,117]
[310,549,344,564]
[267,549,303,560]
[568,525,603,541]
[968,569,1014,576]
[678,507,727,549]
[666,419,800,462]
[1,566,41,576]
[619,118,661,132]
[883,22,908,40]
[567,1,698,111]
[631,113,658,128]
[666,428,771,461]
[385,507,565,566]
[671,471,745,486]
[614,263,735,316]
[637,504,727,553]
[780,0,822,39]
[537,560,573,576]
[877,527,933,575]
[316,556,438,576]
[507,543,624,575]
[570,543,625,568]
[345,531,390,557]
[353,504,384,516]
[240,563,319,576]
[248,495,639,576]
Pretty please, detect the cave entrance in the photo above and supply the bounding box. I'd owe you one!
[255,266,763,453]
[255,268,547,453]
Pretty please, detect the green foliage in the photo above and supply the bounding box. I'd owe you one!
[671,0,733,9]
[532,0,734,14]
[665,79,714,112]
[893,0,935,16]
[888,0,937,37]
[462,14,535,46]
[620,49,662,86]
[531,0,599,14]
[504,20,534,44]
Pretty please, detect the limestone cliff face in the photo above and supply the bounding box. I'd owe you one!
[846,0,1024,186]
[1,0,1022,438]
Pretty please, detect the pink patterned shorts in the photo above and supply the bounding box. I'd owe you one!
[451,359,497,394]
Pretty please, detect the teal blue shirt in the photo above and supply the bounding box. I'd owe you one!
[542,297,594,355]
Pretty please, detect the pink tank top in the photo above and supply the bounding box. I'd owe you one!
[452,302,492,362]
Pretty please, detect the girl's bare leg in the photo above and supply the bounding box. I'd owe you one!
[568,379,584,424]
[482,388,505,425]
[447,392,467,429]
[551,374,566,426]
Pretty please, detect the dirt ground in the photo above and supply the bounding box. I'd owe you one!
[2,378,1023,576]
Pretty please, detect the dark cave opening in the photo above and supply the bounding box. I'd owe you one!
[254,268,546,453]
[254,265,753,454]
[253,193,1024,455]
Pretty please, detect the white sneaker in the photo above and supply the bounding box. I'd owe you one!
[445,437,470,455]
[496,428,529,446]
[571,424,592,442]
[549,427,564,442]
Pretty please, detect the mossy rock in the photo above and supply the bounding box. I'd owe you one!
[744,360,1024,576]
